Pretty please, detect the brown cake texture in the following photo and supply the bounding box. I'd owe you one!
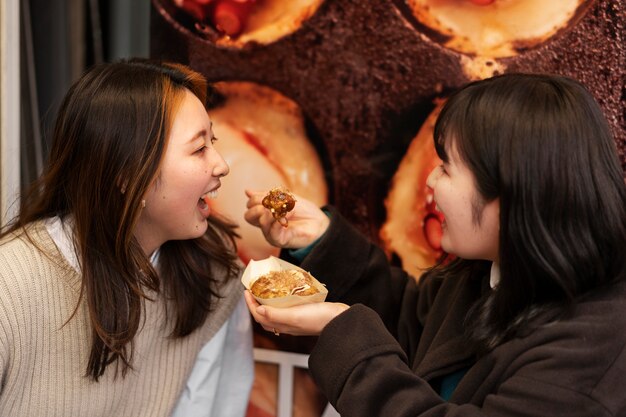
[151,0,625,242]
[250,269,319,299]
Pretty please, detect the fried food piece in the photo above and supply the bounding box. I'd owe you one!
[250,269,319,299]
[262,187,296,225]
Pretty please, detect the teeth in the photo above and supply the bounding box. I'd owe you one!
[202,190,218,201]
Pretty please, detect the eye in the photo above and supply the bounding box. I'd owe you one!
[194,145,208,154]
[439,164,448,175]
[210,136,219,145]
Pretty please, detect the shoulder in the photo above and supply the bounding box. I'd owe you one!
[0,221,75,305]
[514,280,626,354]
[0,220,68,268]
[499,281,626,404]
[0,223,37,252]
[0,224,48,339]
[0,223,47,277]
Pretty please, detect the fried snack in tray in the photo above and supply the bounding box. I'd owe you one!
[242,256,328,307]
[250,269,319,299]
[262,187,296,226]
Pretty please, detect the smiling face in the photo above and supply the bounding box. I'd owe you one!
[425,142,499,261]
[134,89,229,255]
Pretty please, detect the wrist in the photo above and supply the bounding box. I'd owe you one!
[315,212,331,240]
[320,303,350,333]
[288,232,323,261]
[288,209,331,261]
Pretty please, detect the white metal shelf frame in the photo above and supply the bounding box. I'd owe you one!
[254,347,340,417]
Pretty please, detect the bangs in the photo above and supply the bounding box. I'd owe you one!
[433,99,466,165]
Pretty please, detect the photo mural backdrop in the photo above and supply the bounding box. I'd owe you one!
[150,1,625,416]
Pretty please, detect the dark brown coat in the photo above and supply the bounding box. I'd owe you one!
[287,208,626,417]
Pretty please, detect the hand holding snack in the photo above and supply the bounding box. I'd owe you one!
[244,290,349,336]
[244,189,330,249]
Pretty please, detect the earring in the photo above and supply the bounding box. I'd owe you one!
[120,180,128,194]
[141,199,146,208]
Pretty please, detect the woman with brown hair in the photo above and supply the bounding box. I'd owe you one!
[0,59,252,416]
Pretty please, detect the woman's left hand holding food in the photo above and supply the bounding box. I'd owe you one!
[244,291,349,336]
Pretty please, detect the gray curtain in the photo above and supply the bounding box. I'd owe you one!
[20,0,150,187]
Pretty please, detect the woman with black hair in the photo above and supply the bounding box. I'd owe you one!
[244,73,626,417]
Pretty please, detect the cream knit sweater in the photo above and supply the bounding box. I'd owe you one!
[0,221,244,417]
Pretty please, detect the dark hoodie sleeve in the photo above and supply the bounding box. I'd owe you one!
[281,205,418,337]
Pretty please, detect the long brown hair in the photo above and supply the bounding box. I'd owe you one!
[2,59,241,380]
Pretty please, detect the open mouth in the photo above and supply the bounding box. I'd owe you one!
[423,213,443,251]
[198,190,218,214]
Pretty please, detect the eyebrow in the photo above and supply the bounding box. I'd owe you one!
[188,128,208,144]
[189,127,215,143]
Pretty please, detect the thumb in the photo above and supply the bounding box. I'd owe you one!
[255,305,267,316]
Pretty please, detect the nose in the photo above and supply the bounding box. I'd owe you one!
[212,149,230,178]
[425,166,440,190]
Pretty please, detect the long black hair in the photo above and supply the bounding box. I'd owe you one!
[433,73,626,352]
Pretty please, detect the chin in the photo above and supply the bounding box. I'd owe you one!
[189,220,209,240]
[439,238,451,255]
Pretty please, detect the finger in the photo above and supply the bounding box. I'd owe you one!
[257,304,293,327]
[244,291,271,326]
[244,189,264,198]
[244,291,266,319]
[245,196,262,209]
[261,325,276,333]
[243,205,268,227]
[258,211,280,233]
[266,219,292,245]
[243,290,258,310]
[245,189,265,207]
[243,208,260,227]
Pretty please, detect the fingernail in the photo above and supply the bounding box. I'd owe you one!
[256,306,266,316]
